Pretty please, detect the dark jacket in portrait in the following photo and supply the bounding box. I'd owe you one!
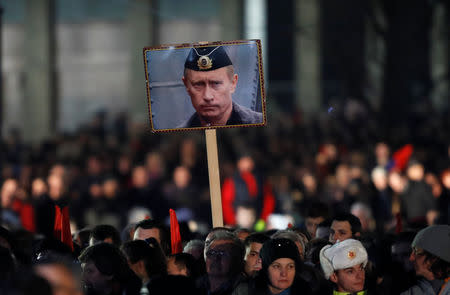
[178,102,263,128]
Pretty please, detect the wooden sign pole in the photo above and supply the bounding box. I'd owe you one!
[205,129,224,228]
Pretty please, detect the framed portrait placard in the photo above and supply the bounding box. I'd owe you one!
[143,39,266,132]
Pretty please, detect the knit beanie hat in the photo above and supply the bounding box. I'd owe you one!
[259,238,301,271]
[412,225,450,263]
[320,239,368,279]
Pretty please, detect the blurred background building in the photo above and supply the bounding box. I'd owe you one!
[1,0,448,142]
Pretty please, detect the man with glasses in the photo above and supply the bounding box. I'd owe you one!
[401,225,450,295]
[197,231,245,295]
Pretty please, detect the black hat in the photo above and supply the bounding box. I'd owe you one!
[259,238,301,271]
[184,46,232,71]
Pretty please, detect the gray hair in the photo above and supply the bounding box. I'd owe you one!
[183,239,204,253]
[203,230,243,261]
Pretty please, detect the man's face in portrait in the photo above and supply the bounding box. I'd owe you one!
[183,66,238,125]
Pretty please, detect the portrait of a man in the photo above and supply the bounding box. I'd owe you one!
[144,40,266,132]
[179,46,263,128]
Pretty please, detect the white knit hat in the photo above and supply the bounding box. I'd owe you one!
[320,239,368,279]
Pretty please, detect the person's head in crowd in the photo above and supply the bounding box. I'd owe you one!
[183,239,206,277]
[47,173,65,201]
[305,238,332,268]
[133,219,170,255]
[183,239,205,261]
[335,163,351,189]
[204,227,233,251]
[79,242,141,295]
[409,225,450,281]
[271,229,306,260]
[425,172,443,198]
[329,213,362,244]
[406,158,425,182]
[145,151,165,180]
[235,205,257,230]
[121,239,151,283]
[73,227,92,251]
[117,153,132,178]
[291,228,310,249]
[237,155,255,173]
[49,164,67,179]
[371,166,388,191]
[257,238,309,294]
[89,224,121,247]
[374,142,390,167]
[304,201,330,239]
[167,252,198,278]
[131,166,149,189]
[204,230,244,292]
[320,239,368,293]
[301,170,318,196]
[33,254,83,295]
[388,170,407,194]
[172,166,192,189]
[234,227,252,241]
[350,202,375,233]
[102,176,120,200]
[31,177,48,198]
[315,219,332,240]
[86,155,103,176]
[1,178,18,209]
[121,239,167,284]
[87,179,103,199]
[441,169,450,190]
[243,232,270,278]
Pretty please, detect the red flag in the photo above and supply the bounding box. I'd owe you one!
[54,205,74,251]
[20,203,36,233]
[391,144,413,172]
[12,199,36,233]
[170,209,182,254]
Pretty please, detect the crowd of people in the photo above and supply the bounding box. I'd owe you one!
[0,100,449,294]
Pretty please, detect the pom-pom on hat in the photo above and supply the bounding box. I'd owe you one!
[412,225,450,263]
[184,46,232,71]
[259,238,301,271]
[320,239,368,279]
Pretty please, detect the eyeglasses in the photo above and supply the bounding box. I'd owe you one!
[206,249,230,259]
[412,247,425,256]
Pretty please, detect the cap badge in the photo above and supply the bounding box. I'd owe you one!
[348,251,356,259]
[197,56,212,70]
